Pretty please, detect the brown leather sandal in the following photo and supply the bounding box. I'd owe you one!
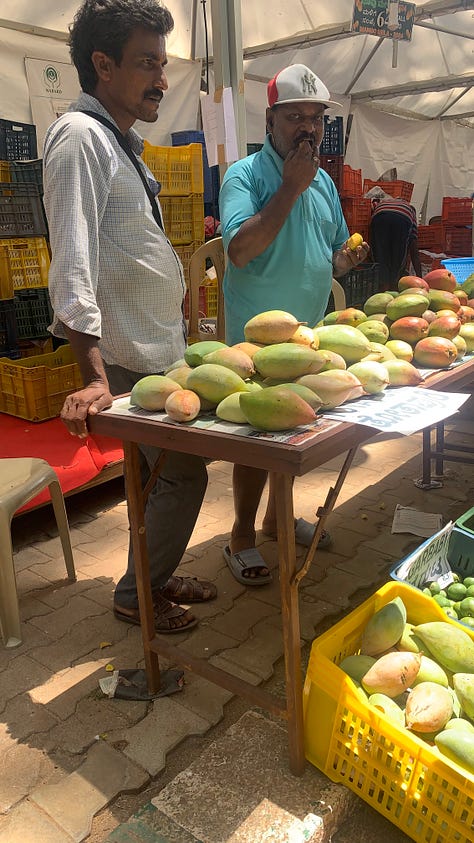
[160,575,217,603]
[114,593,198,634]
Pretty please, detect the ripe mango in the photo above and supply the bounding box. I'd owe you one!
[413,622,474,673]
[361,341,396,363]
[130,375,182,411]
[357,320,389,344]
[385,340,414,362]
[428,289,461,313]
[453,674,474,721]
[389,316,429,344]
[184,340,228,367]
[288,325,317,346]
[424,268,457,293]
[383,359,423,387]
[368,693,405,728]
[435,730,474,774]
[412,655,449,687]
[405,682,453,733]
[397,622,424,653]
[203,347,255,379]
[239,386,316,431]
[276,383,323,411]
[253,343,329,379]
[428,314,461,340]
[216,393,248,423]
[460,323,474,352]
[347,232,363,251]
[296,370,363,409]
[336,308,367,328]
[413,336,458,368]
[187,364,249,404]
[361,597,407,656]
[339,654,376,683]
[386,294,429,320]
[166,365,192,388]
[244,310,303,344]
[398,275,429,293]
[347,360,389,394]
[361,651,421,698]
[318,350,347,371]
[363,292,394,316]
[313,324,371,363]
[231,341,264,358]
[164,389,201,423]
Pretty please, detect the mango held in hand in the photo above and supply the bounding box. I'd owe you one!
[239,386,316,431]
[360,597,407,656]
[361,651,421,698]
[130,375,182,410]
[347,232,363,251]
[244,310,304,344]
[413,622,474,673]
[405,682,453,733]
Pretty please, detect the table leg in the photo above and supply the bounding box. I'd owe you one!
[272,471,306,776]
[123,441,161,693]
[435,422,445,477]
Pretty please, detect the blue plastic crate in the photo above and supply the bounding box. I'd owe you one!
[391,525,474,589]
[171,130,219,204]
[441,257,474,285]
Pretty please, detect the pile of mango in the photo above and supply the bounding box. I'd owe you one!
[422,574,474,628]
[340,596,474,776]
[128,266,474,431]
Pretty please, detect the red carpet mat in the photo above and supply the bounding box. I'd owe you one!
[0,413,123,512]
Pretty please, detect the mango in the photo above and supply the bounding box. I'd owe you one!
[453,674,474,721]
[424,268,457,293]
[130,375,182,411]
[361,597,407,656]
[288,325,317,346]
[412,655,449,687]
[389,316,429,344]
[405,682,453,733]
[347,360,389,394]
[413,622,474,673]
[231,341,264,358]
[339,654,376,683]
[428,289,461,313]
[253,343,329,379]
[361,341,396,363]
[363,293,394,316]
[385,339,414,362]
[318,350,347,371]
[239,386,316,431]
[244,310,303,344]
[458,305,474,323]
[166,365,192,388]
[313,324,371,363]
[398,275,429,293]
[203,347,255,379]
[368,693,405,727]
[452,334,468,360]
[336,308,367,328]
[216,392,248,423]
[187,364,249,404]
[276,382,323,411]
[296,370,363,409]
[361,651,421,698]
[435,730,474,774]
[383,359,423,386]
[322,311,341,326]
[413,336,458,368]
[459,323,474,352]
[357,320,389,344]
[164,389,201,422]
[397,622,424,653]
[443,718,474,734]
[347,232,363,251]
[386,294,429,320]
[428,314,461,340]
[164,358,187,373]
[184,340,228,367]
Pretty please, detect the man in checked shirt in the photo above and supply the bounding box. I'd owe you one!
[44,0,215,633]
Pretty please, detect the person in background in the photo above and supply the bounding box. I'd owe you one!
[219,63,369,585]
[43,0,216,632]
[366,186,422,290]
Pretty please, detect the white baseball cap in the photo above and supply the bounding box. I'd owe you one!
[267,64,342,109]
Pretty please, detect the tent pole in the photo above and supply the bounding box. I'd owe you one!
[210,0,247,170]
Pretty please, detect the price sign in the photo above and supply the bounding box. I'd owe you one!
[351,0,416,42]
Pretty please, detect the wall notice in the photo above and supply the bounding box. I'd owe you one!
[351,0,415,41]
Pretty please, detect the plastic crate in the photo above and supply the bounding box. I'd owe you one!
[320,116,344,155]
[340,263,379,307]
[320,155,343,192]
[13,288,53,339]
[10,159,43,193]
[456,506,474,536]
[205,278,218,317]
[444,226,472,257]
[341,196,372,231]
[417,223,445,252]
[442,197,472,226]
[0,183,48,238]
[18,337,54,357]
[340,165,362,198]
[303,581,474,843]
[0,298,19,358]
[171,131,220,204]
[0,119,37,161]
[0,161,11,183]
[142,141,204,196]
[173,240,204,287]
[420,251,446,275]
[0,344,83,422]
[363,178,414,202]
[441,257,474,285]
[391,524,474,588]
[160,195,205,245]
[183,286,206,320]
[0,237,50,299]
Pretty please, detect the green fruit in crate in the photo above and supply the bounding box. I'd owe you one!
[435,730,474,774]
[444,718,474,734]
[412,655,449,688]
[361,651,421,697]
[433,595,451,608]
[447,582,467,601]
[360,597,406,656]
[405,682,453,733]
[397,622,423,653]
[184,341,228,367]
[444,607,459,620]
[453,674,474,721]
[464,577,474,588]
[339,654,376,683]
[460,617,474,629]
[467,585,474,597]
[459,597,474,618]
[429,582,442,595]
[368,694,405,727]
[413,622,474,673]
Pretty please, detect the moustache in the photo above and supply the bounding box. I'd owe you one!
[144,90,163,102]
[295,134,317,148]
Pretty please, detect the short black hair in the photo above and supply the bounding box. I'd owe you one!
[69,0,174,93]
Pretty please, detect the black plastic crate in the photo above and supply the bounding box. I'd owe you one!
[340,263,380,307]
[10,160,43,193]
[0,119,37,161]
[13,288,53,339]
[0,183,48,238]
[320,116,344,155]
[0,298,20,358]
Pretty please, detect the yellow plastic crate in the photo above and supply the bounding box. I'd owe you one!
[173,240,204,287]
[142,142,204,196]
[160,195,205,245]
[0,237,50,299]
[0,344,83,421]
[0,161,11,183]
[205,278,218,317]
[303,581,474,843]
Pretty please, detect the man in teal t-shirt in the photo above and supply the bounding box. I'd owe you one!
[219,63,369,584]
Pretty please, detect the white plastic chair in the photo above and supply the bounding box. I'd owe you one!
[331,278,346,310]
[0,458,76,648]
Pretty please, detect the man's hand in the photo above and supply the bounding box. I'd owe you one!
[60,383,113,438]
[282,140,319,197]
[333,239,370,278]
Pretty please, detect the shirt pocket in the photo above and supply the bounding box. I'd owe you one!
[318,218,338,262]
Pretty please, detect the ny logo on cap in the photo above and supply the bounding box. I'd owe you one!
[301,71,318,96]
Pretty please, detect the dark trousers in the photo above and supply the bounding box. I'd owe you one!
[369,211,412,290]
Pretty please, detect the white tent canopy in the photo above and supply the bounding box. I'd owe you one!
[1,0,473,220]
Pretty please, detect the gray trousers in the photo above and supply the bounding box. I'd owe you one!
[105,363,208,609]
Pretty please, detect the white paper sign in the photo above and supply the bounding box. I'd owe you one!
[200,89,239,167]
[394,521,455,588]
[25,57,80,154]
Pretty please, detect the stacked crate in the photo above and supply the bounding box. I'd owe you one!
[442,197,472,257]
[142,141,205,319]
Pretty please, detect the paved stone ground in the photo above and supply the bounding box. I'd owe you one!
[0,403,473,843]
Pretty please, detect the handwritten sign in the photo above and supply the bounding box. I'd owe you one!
[351,0,416,42]
[392,522,454,589]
